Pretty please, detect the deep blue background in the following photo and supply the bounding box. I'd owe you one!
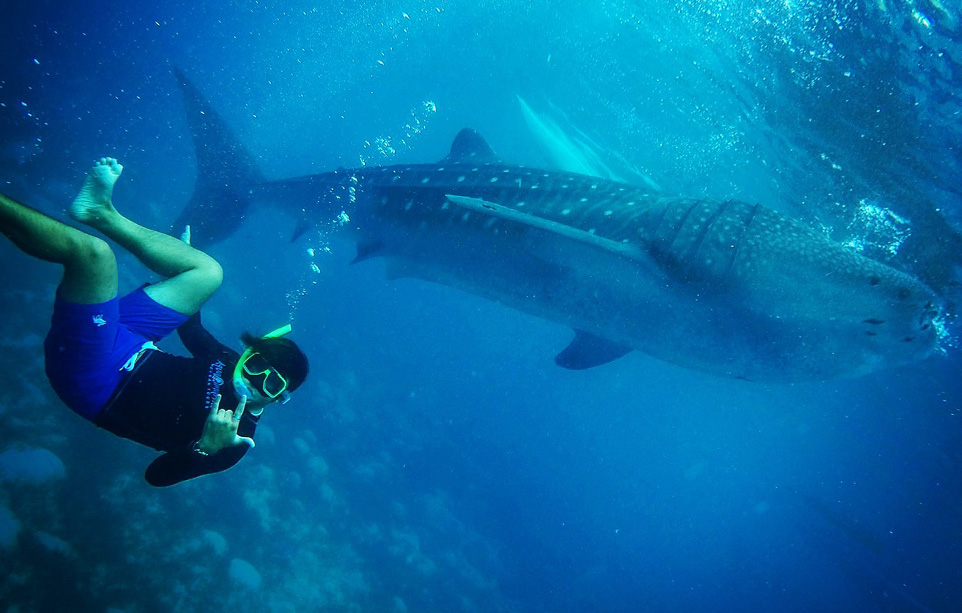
[1,1,960,611]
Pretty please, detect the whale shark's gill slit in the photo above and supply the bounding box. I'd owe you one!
[648,199,676,242]
[662,200,700,255]
[685,199,731,265]
[724,203,761,279]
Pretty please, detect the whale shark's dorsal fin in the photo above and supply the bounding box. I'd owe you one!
[441,129,502,165]
[555,330,633,369]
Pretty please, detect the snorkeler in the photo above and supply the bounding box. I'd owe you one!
[0,158,308,486]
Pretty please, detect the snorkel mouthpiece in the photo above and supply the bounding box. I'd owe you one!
[232,346,256,399]
[233,374,255,399]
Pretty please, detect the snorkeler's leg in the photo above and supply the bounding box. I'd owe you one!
[0,192,117,303]
[72,158,222,315]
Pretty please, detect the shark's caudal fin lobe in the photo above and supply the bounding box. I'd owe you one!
[172,68,264,247]
[290,219,312,243]
[441,129,502,165]
[351,239,383,264]
[555,330,633,369]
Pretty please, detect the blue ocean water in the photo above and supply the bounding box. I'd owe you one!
[1,1,960,611]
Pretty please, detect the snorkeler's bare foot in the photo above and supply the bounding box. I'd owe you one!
[69,157,123,226]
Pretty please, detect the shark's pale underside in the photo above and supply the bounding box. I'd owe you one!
[173,70,942,382]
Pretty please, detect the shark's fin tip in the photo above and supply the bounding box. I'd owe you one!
[290,220,311,243]
[555,330,632,369]
[441,128,502,165]
[351,239,383,264]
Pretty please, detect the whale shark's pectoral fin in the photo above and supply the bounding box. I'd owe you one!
[555,330,633,369]
[444,194,649,265]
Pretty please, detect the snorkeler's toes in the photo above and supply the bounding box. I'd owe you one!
[97,157,123,176]
[69,157,123,223]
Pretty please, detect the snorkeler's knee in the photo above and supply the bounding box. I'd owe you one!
[202,258,224,290]
[75,235,117,270]
[59,235,118,302]
[190,257,223,300]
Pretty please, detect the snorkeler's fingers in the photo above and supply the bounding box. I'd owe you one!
[209,394,222,418]
[235,435,255,449]
[233,395,247,421]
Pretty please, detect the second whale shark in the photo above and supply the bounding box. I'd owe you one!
[173,70,943,382]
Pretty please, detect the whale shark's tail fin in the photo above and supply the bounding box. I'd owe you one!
[172,68,264,248]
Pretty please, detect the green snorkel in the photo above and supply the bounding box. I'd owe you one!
[232,323,293,403]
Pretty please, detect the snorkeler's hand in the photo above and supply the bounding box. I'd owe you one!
[196,394,256,454]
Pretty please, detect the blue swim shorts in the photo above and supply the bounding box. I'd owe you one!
[44,284,189,420]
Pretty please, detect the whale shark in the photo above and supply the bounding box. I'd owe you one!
[172,70,942,382]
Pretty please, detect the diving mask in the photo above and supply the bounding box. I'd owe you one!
[232,324,293,404]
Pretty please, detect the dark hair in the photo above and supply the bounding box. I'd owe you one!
[240,332,309,393]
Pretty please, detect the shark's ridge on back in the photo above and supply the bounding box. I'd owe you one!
[174,70,943,381]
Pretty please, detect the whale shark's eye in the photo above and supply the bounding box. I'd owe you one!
[897,288,911,300]
[868,275,880,286]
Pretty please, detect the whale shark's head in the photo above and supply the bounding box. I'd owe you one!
[741,230,946,379]
[856,266,944,364]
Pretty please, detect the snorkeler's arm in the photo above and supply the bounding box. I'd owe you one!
[143,416,256,487]
[143,444,248,487]
[178,311,238,362]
